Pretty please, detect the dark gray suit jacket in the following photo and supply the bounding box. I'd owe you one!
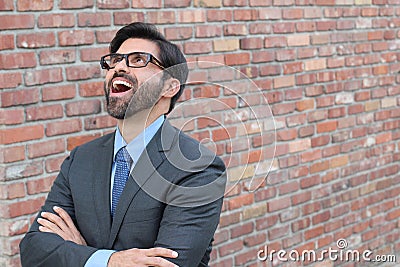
[20,120,226,267]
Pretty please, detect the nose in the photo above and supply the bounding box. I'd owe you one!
[113,57,130,73]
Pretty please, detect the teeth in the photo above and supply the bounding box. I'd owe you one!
[112,80,133,89]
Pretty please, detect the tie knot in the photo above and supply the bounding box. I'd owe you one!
[116,147,132,166]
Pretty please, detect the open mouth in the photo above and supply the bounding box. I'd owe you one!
[111,78,134,94]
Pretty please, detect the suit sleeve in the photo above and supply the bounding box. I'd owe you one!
[154,156,227,267]
[19,147,98,267]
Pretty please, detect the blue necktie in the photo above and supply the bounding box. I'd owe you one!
[111,147,132,217]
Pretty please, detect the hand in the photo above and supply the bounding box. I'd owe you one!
[37,206,87,245]
[108,247,179,267]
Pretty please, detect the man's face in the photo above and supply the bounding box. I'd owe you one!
[104,38,165,119]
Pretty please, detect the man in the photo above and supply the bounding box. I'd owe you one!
[20,22,226,267]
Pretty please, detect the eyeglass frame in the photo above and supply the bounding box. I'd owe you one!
[100,52,165,71]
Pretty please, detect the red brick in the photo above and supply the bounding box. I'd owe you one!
[3,197,45,218]
[0,125,44,145]
[249,22,272,34]
[66,65,101,81]
[148,11,176,24]
[164,0,191,7]
[223,0,247,6]
[259,8,282,20]
[0,35,15,51]
[276,49,296,61]
[80,47,108,62]
[260,65,281,76]
[317,121,337,133]
[268,196,291,212]
[113,12,145,25]
[256,215,278,231]
[58,30,95,46]
[0,52,37,70]
[1,109,24,125]
[300,175,320,189]
[67,133,101,150]
[249,0,271,5]
[310,160,329,173]
[269,224,290,241]
[38,13,75,28]
[97,0,129,8]
[296,73,316,85]
[39,49,76,65]
[26,104,64,121]
[233,9,258,21]
[66,100,101,116]
[218,240,243,257]
[165,27,193,41]
[264,36,287,48]
[184,41,212,55]
[46,119,82,136]
[45,155,66,172]
[84,115,116,130]
[195,25,222,38]
[299,125,314,138]
[1,88,39,107]
[230,222,254,238]
[17,0,53,11]
[132,0,161,7]
[28,139,65,159]
[206,10,232,22]
[224,53,250,66]
[42,84,76,101]
[0,219,29,237]
[283,8,304,19]
[240,37,263,50]
[1,146,25,163]
[273,22,295,33]
[0,0,13,10]
[26,176,56,195]
[278,181,299,195]
[78,12,111,27]
[252,51,275,63]
[0,14,34,30]
[292,217,310,232]
[296,99,315,111]
[79,81,104,97]
[0,182,25,200]
[25,68,63,86]
[223,24,247,36]
[59,0,93,9]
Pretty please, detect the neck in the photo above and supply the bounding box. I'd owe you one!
[117,109,163,143]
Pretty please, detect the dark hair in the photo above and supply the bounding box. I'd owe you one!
[110,22,188,114]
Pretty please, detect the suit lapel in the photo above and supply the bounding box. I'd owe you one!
[92,133,114,248]
[107,120,177,248]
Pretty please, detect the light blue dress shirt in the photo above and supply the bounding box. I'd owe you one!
[84,115,165,267]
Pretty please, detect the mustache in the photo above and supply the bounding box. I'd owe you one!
[107,72,138,90]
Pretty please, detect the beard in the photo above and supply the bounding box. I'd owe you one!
[104,73,164,120]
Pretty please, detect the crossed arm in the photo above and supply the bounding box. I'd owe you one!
[38,206,178,267]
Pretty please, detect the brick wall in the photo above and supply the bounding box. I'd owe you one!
[1,0,400,266]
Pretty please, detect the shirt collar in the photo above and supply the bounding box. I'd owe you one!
[113,115,165,164]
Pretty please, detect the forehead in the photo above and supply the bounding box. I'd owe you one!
[116,38,160,57]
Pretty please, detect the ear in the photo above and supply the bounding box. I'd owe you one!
[161,78,181,99]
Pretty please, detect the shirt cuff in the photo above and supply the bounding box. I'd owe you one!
[84,249,116,267]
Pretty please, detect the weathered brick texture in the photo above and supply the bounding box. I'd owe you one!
[1,1,400,266]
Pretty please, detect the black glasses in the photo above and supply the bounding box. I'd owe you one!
[100,52,165,70]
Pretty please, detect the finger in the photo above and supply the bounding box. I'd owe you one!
[53,206,76,231]
[41,211,69,232]
[39,226,54,233]
[37,218,67,239]
[144,256,178,267]
[145,247,178,258]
